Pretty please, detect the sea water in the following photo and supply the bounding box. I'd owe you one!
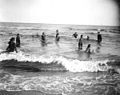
[0,22,120,95]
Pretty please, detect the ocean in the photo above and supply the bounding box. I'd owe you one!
[0,22,120,95]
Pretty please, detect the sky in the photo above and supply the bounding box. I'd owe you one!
[0,0,119,26]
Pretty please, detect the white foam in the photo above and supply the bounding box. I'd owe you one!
[0,73,106,94]
[0,51,112,72]
[0,69,119,94]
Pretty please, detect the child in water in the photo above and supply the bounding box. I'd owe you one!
[6,37,17,53]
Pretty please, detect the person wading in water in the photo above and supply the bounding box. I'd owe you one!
[6,37,17,53]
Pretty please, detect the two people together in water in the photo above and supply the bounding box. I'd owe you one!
[78,35,91,53]
[41,29,60,44]
[6,34,20,53]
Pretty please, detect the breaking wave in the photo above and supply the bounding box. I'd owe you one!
[0,51,114,73]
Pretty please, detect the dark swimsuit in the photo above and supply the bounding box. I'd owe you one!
[97,34,102,43]
[6,42,16,52]
[16,36,20,47]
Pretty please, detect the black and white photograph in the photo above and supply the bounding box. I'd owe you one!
[0,0,120,95]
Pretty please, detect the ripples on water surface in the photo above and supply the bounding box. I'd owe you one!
[0,22,120,95]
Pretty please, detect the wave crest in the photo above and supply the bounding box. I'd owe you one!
[0,52,113,72]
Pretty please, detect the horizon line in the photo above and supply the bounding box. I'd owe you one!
[0,21,120,27]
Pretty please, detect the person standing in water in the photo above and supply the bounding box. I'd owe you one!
[97,32,102,43]
[6,37,17,53]
[78,35,83,50]
[55,30,60,41]
[16,33,20,47]
[41,32,46,43]
[80,35,83,39]
[73,32,78,38]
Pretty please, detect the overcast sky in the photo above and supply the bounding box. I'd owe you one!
[0,0,119,26]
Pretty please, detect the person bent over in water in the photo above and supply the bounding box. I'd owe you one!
[85,44,91,54]
[55,30,60,41]
[6,37,17,53]
[16,33,20,47]
[73,32,78,38]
